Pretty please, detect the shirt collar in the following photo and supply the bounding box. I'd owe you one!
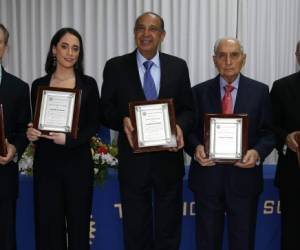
[220,74,240,90]
[136,50,160,69]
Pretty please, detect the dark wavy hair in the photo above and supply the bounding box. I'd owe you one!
[45,27,84,75]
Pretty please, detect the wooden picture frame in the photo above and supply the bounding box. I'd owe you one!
[33,86,81,139]
[204,113,248,163]
[129,98,177,153]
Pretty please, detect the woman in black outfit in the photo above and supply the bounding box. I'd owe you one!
[27,28,100,250]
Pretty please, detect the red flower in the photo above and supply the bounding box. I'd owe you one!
[98,145,108,154]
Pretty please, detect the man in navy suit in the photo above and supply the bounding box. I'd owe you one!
[0,24,31,250]
[186,37,275,250]
[100,12,194,250]
[270,40,300,250]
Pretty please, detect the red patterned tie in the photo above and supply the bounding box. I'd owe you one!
[222,84,234,114]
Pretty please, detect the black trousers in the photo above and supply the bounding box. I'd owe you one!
[119,177,183,250]
[33,165,93,250]
[194,189,259,250]
[0,199,16,250]
[279,188,300,250]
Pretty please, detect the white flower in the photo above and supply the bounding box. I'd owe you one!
[18,155,33,175]
[94,168,99,174]
[100,153,118,166]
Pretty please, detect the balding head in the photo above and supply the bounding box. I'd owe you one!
[213,37,246,83]
[214,37,244,55]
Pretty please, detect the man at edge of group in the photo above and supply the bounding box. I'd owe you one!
[0,23,31,250]
[100,12,194,250]
[185,37,275,250]
[270,40,300,250]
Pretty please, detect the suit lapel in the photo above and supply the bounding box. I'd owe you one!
[209,76,222,113]
[127,51,146,100]
[0,68,14,100]
[234,74,250,113]
[0,67,10,88]
[158,53,168,98]
[291,72,300,95]
[0,68,6,101]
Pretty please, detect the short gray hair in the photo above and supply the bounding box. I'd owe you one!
[214,37,244,55]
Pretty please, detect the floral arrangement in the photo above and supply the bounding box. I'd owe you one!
[18,142,35,176]
[19,136,118,185]
[90,136,118,185]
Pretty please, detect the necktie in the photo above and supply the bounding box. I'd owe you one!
[143,61,157,100]
[222,84,234,114]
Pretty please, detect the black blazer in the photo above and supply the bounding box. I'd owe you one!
[270,72,300,189]
[100,51,194,184]
[187,74,275,195]
[0,67,31,199]
[31,73,100,173]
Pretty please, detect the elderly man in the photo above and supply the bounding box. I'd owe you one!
[100,12,194,250]
[271,40,300,250]
[186,37,275,250]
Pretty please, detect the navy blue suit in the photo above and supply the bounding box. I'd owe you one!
[270,71,300,250]
[100,51,194,250]
[186,74,275,250]
[0,67,31,250]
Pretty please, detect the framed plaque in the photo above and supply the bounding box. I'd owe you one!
[129,99,177,153]
[296,134,300,167]
[33,86,81,139]
[204,113,248,163]
[0,104,7,157]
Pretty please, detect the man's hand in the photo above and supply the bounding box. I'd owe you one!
[194,144,216,166]
[286,131,300,152]
[235,149,259,168]
[0,140,16,165]
[123,117,134,148]
[169,125,184,152]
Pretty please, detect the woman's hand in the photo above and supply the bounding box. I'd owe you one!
[41,132,66,145]
[26,122,41,142]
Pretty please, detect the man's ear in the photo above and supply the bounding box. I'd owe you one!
[242,53,247,67]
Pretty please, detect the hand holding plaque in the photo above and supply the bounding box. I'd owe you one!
[33,86,81,139]
[204,113,248,163]
[129,99,177,153]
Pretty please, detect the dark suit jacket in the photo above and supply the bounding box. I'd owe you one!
[270,72,300,190]
[31,73,100,174]
[100,51,194,185]
[187,74,275,195]
[0,67,31,199]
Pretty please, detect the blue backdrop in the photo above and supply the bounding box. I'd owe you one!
[16,165,280,250]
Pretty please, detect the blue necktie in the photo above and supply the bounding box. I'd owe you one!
[143,61,157,100]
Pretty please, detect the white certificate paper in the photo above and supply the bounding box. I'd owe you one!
[135,103,176,147]
[209,118,242,159]
[39,90,75,132]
